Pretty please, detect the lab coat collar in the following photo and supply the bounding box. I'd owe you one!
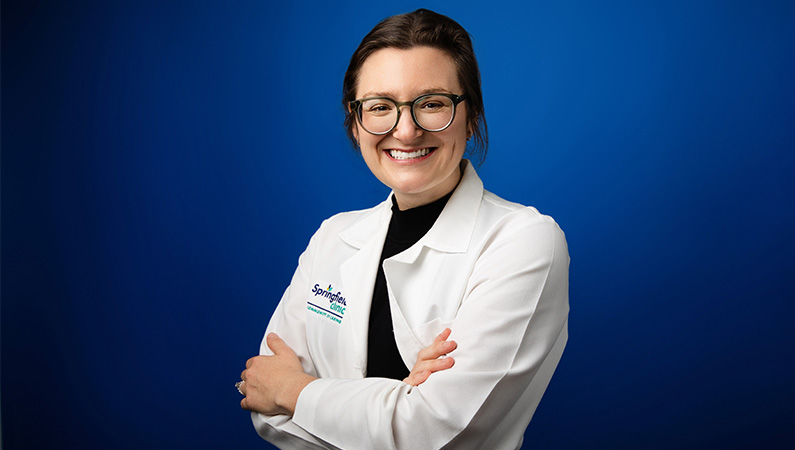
[337,197,392,250]
[337,160,483,257]
[419,160,482,254]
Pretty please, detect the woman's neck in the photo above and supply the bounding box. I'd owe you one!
[392,162,465,211]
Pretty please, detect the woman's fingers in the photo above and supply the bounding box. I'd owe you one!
[417,355,455,373]
[404,328,457,387]
[404,370,431,386]
[404,356,455,386]
[416,333,457,361]
[237,337,316,415]
[265,333,296,357]
[434,327,452,343]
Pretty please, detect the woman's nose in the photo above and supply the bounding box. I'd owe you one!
[392,106,423,142]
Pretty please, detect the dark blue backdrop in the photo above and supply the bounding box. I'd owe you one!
[3,1,793,449]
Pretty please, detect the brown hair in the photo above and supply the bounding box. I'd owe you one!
[342,8,488,165]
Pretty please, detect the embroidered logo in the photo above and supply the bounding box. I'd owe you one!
[307,284,347,324]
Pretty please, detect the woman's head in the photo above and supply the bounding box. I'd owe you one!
[342,9,488,165]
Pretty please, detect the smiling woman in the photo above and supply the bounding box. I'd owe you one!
[354,46,469,210]
[238,8,569,450]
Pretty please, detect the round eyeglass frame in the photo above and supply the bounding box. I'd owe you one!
[349,93,466,135]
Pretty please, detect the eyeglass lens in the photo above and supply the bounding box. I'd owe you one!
[359,95,455,134]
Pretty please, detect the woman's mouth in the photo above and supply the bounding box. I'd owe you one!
[387,148,436,160]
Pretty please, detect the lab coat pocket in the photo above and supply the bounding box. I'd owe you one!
[411,317,455,349]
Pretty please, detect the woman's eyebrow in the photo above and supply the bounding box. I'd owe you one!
[358,87,454,99]
[358,91,393,99]
[416,87,454,96]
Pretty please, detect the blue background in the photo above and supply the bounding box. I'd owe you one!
[3,1,794,449]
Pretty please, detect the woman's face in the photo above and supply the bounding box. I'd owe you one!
[353,46,469,210]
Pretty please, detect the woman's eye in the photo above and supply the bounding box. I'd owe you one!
[419,101,444,110]
[366,103,393,114]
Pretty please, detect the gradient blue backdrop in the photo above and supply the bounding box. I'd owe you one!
[3,1,794,449]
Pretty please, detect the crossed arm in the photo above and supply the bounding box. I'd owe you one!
[239,211,569,449]
[239,328,457,415]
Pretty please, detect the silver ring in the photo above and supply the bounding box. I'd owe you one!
[235,381,245,396]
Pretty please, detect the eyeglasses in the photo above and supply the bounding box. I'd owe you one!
[349,93,466,135]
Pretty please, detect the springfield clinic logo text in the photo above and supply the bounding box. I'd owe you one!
[307,284,347,324]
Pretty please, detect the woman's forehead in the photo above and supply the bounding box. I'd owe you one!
[356,47,460,100]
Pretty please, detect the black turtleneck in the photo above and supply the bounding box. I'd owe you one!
[366,191,454,380]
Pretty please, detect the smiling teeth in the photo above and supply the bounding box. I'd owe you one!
[389,148,432,160]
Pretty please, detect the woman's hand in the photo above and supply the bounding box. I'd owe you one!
[403,328,457,386]
[240,333,316,416]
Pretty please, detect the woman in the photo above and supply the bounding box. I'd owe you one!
[238,9,569,450]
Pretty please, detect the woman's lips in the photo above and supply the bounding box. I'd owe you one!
[386,147,437,161]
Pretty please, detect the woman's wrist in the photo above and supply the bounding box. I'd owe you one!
[277,373,317,415]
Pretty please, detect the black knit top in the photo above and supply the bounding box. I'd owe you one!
[366,191,454,379]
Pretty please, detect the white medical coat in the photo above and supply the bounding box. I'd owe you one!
[252,161,569,450]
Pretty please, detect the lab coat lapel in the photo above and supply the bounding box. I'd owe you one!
[338,200,392,377]
[390,161,483,261]
[383,162,484,368]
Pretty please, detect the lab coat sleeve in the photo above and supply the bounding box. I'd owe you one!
[250,225,341,450]
[291,209,570,450]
